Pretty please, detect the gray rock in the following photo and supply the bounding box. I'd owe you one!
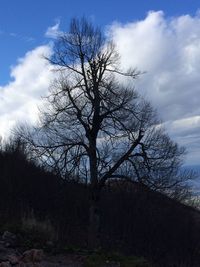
[0,262,11,267]
[22,249,44,263]
[2,232,17,248]
[7,254,19,265]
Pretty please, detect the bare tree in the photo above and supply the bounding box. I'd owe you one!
[20,18,190,247]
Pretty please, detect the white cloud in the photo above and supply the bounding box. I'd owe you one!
[45,20,62,39]
[0,45,53,139]
[1,13,200,165]
[109,11,200,165]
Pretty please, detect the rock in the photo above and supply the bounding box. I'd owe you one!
[0,262,11,267]
[22,249,44,263]
[18,264,42,267]
[7,254,19,265]
[2,232,17,248]
[0,248,18,263]
[2,232,16,241]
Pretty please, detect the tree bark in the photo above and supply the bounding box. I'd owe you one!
[87,136,101,248]
[88,185,101,249]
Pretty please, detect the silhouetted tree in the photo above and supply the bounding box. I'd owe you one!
[19,18,191,247]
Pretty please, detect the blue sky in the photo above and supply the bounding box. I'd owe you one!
[0,0,199,84]
[0,1,200,168]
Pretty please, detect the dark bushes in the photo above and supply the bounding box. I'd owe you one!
[0,145,199,265]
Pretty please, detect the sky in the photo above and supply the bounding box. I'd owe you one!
[0,0,200,167]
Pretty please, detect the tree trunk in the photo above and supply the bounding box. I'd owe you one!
[88,185,101,249]
[88,136,101,248]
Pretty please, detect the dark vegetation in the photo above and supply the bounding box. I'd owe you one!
[0,140,199,266]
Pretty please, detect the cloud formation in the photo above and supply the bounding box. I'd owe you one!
[0,45,52,139]
[109,11,200,165]
[0,12,200,165]
[45,20,62,39]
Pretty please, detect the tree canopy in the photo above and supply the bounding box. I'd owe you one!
[21,18,188,193]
